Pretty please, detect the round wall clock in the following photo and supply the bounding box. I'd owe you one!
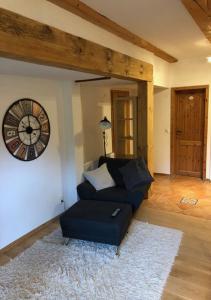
[2,98,50,161]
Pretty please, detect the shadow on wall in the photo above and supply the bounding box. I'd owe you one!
[74,131,84,149]
[80,85,112,163]
[84,103,106,160]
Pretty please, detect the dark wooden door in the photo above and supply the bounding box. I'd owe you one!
[174,89,205,177]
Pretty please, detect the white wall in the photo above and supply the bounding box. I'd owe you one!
[154,58,211,178]
[154,87,171,174]
[57,81,83,209]
[80,85,113,163]
[71,84,85,184]
[0,75,62,249]
[80,83,137,163]
[170,58,211,87]
[0,75,81,249]
[153,57,171,88]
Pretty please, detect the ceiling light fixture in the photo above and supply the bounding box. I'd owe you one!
[206,56,211,63]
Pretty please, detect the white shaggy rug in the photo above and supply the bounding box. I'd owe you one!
[0,221,182,300]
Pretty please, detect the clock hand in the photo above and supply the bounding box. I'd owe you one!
[21,121,27,128]
[30,134,32,145]
[28,115,30,127]
[18,128,40,133]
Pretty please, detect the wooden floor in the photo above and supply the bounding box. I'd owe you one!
[135,206,211,300]
[146,174,211,220]
[0,175,211,299]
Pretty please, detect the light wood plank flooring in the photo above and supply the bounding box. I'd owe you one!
[135,206,211,300]
[146,174,211,220]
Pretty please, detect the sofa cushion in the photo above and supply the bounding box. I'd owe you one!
[92,186,129,204]
[92,185,149,210]
[83,163,115,191]
[98,156,130,187]
[77,181,150,210]
[119,158,154,190]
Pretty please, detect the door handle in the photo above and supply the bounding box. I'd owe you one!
[176,130,182,134]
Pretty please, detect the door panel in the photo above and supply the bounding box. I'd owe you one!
[174,89,205,177]
[111,90,137,158]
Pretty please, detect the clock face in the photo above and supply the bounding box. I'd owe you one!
[2,99,50,161]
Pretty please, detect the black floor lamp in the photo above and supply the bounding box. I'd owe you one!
[99,116,111,157]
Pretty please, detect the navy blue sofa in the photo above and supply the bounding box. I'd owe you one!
[77,156,151,211]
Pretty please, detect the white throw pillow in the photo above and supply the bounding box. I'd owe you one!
[83,163,115,191]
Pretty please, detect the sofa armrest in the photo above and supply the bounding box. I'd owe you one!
[77,181,96,200]
[128,183,151,210]
[130,183,151,194]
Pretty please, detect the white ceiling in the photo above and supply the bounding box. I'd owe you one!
[0,57,133,85]
[83,0,211,60]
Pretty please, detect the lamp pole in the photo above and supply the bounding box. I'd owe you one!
[99,116,111,158]
[103,130,106,157]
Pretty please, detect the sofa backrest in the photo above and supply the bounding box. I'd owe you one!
[98,156,131,187]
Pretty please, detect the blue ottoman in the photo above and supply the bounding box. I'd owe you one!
[60,200,132,254]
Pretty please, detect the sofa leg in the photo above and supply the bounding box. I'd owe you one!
[63,238,70,246]
[116,246,120,257]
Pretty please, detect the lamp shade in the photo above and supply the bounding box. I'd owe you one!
[99,116,111,130]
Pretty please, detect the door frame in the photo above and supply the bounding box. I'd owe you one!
[171,85,209,180]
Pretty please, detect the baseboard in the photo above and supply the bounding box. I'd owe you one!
[0,215,59,254]
[155,173,210,181]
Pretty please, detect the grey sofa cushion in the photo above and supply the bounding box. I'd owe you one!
[98,156,130,187]
[83,163,115,191]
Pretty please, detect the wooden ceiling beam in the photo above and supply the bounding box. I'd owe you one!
[0,7,153,82]
[47,0,178,63]
[182,0,211,42]
[195,0,211,16]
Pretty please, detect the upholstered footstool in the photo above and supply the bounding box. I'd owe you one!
[60,200,132,255]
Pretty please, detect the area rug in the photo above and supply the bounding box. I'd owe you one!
[0,221,182,300]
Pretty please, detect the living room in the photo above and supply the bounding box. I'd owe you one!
[0,0,211,299]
